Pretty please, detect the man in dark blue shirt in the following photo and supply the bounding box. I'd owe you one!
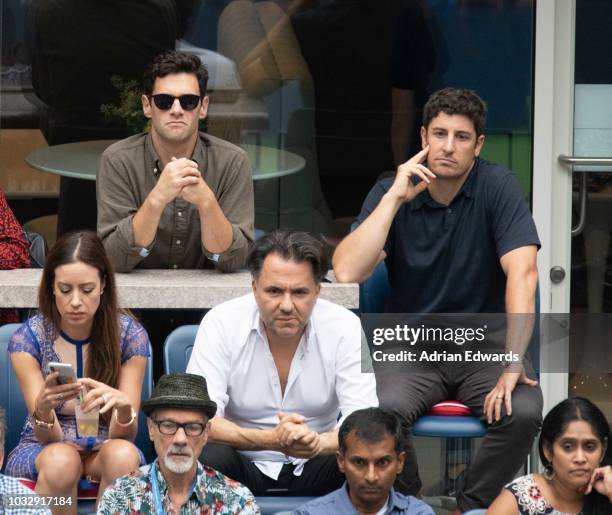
[333,88,542,512]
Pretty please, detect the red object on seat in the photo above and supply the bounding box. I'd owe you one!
[17,478,37,491]
[18,478,99,499]
[429,401,472,417]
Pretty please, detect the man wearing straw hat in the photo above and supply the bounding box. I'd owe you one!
[98,373,259,514]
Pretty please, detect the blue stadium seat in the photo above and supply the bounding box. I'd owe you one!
[412,415,486,439]
[359,259,391,313]
[0,323,27,455]
[350,218,391,314]
[413,404,486,497]
[163,324,198,374]
[136,341,155,462]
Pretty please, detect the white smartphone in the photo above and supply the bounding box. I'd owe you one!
[48,362,77,384]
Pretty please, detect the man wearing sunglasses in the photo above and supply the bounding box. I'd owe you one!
[97,50,254,273]
[98,373,259,514]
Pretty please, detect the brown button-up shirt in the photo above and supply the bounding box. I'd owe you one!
[97,132,254,272]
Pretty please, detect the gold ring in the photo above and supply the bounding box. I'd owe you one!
[101,394,108,404]
[496,395,503,399]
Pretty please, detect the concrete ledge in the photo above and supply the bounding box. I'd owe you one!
[0,269,358,309]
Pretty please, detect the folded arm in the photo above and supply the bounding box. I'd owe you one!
[208,416,281,452]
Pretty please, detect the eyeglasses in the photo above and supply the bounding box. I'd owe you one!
[153,419,207,437]
[151,94,202,111]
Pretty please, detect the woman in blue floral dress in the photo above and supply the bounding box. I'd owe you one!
[5,231,150,514]
[487,397,612,514]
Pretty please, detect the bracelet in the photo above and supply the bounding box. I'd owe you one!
[114,407,137,427]
[32,410,55,430]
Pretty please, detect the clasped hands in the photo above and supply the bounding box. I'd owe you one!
[273,412,321,459]
[154,157,213,207]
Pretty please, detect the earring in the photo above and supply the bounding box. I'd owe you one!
[543,464,555,481]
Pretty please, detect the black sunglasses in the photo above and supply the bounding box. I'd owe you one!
[151,94,202,111]
[153,419,207,437]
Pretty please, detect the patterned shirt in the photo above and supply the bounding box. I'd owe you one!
[98,461,259,514]
[0,473,52,514]
[505,474,577,514]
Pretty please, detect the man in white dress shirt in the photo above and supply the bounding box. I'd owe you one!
[186,229,378,496]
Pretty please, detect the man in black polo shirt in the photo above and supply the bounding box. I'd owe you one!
[333,88,542,513]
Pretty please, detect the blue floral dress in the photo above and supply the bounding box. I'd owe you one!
[5,313,150,480]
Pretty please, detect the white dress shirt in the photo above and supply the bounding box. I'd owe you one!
[186,293,378,480]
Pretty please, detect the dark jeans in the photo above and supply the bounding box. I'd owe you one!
[200,443,344,496]
[376,361,543,512]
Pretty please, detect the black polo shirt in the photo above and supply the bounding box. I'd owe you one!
[356,158,540,313]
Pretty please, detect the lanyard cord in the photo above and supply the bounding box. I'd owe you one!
[150,460,198,515]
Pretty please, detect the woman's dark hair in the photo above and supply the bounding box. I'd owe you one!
[338,408,406,455]
[143,50,208,97]
[247,229,329,284]
[539,397,611,514]
[38,231,121,387]
[422,87,487,136]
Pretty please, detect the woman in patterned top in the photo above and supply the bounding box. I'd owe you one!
[4,231,150,514]
[487,397,612,514]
